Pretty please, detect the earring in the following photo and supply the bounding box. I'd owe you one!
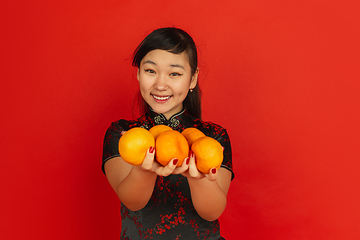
[190,88,193,92]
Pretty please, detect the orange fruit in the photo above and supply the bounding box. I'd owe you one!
[149,125,172,139]
[191,136,223,174]
[181,127,206,147]
[155,130,189,167]
[118,127,155,165]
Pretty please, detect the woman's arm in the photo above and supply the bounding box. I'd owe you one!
[104,155,158,211]
[183,154,232,221]
[105,148,190,211]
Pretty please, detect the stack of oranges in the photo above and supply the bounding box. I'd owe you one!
[118,125,223,174]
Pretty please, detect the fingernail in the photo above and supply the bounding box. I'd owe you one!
[189,150,194,158]
[149,146,154,153]
[211,168,217,174]
[186,157,190,165]
[173,159,178,165]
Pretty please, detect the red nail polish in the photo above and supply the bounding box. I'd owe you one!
[149,146,154,153]
[186,157,190,165]
[211,168,217,174]
[189,150,194,158]
[173,159,178,165]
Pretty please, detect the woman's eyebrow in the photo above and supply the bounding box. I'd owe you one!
[142,60,184,70]
[142,60,156,65]
[170,64,185,69]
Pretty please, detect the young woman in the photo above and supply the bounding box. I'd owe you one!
[102,27,234,239]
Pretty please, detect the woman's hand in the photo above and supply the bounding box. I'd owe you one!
[140,147,190,177]
[181,150,218,181]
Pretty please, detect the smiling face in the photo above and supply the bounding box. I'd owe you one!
[137,49,198,119]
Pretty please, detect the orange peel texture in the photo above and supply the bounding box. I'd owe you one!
[191,136,223,174]
[149,125,173,140]
[155,130,189,167]
[181,127,206,147]
[118,127,155,165]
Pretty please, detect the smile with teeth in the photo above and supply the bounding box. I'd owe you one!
[152,95,171,101]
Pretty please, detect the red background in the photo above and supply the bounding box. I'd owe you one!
[2,0,360,239]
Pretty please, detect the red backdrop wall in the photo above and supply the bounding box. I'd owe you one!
[2,0,360,239]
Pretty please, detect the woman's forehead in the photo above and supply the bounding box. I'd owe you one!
[141,50,190,68]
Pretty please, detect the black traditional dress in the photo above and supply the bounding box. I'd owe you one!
[102,109,234,239]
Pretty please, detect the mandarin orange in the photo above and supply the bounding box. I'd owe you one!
[191,136,223,174]
[118,127,155,165]
[181,127,206,147]
[149,125,172,139]
[155,130,189,167]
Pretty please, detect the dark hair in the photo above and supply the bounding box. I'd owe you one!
[132,27,202,119]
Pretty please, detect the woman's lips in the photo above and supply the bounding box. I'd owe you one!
[152,94,171,102]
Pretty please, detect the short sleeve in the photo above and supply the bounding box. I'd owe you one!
[101,121,124,174]
[214,128,234,180]
[199,123,234,180]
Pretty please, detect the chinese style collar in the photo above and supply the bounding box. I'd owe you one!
[147,108,191,129]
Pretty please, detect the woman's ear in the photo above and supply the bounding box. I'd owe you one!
[190,68,199,89]
[137,68,140,81]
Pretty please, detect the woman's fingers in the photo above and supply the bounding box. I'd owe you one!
[142,146,155,171]
[155,158,178,176]
[182,151,217,181]
[141,147,215,178]
[141,146,185,176]
[188,154,199,177]
[186,152,206,179]
[172,157,190,174]
[204,167,218,181]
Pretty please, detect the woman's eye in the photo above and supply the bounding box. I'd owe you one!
[145,69,155,74]
[170,72,183,77]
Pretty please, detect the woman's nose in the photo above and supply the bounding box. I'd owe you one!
[154,74,168,91]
